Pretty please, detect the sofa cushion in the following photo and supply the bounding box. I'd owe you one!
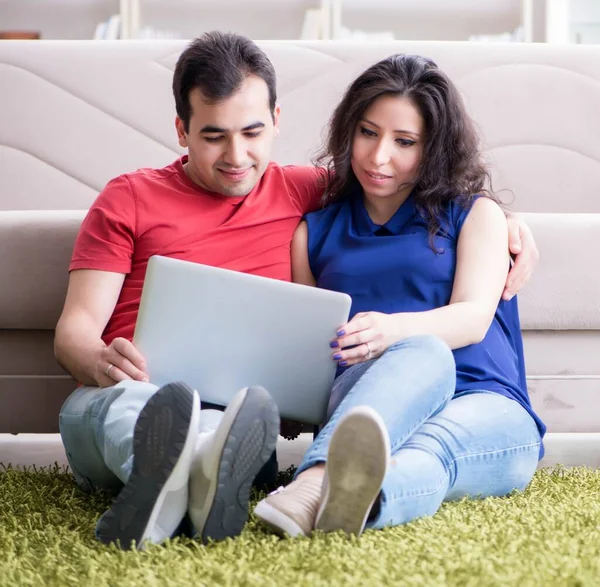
[518,213,600,330]
[0,210,84,329]
[1,210,598,332]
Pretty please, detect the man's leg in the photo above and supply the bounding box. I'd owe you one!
[60,380,200,549]
[60,379,281,547]
[199,400,279,491]
[59,380,160,493]
[368,391,541,529]
[188,386,280,542]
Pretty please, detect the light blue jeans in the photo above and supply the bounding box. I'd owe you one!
[59,381,224,493]
[296,334,542,529]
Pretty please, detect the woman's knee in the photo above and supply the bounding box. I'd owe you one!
[388,334,451,360]
[440,394,541,499]
[385,335,456,386]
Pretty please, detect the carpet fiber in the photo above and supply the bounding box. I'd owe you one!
[1,465,599,586]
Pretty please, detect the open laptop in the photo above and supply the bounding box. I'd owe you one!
[133,255,352,425]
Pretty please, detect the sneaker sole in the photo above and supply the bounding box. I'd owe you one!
[96,381,198,549]
[315,407,390,536]
[200,386,280,542]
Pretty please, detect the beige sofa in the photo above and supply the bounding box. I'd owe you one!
[1,40,599,465]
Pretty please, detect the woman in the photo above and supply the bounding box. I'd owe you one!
[254,54,545,538]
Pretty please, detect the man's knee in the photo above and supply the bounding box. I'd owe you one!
[60,380,159,419]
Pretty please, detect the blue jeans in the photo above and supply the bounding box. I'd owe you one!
[296,335,542,529]
[59,381,224,493]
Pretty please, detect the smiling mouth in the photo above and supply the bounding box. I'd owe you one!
[218,168,252,181]
[365,170,392,180]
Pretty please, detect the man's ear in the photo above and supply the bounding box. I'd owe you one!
[175,117,188,148]
[272,104,281,137]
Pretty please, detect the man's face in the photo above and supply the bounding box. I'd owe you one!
[176,75,280,197]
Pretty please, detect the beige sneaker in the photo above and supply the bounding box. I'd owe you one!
[315,406,390,536]
[254,476,323,537]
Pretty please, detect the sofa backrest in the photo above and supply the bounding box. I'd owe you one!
[1,40,599,432]
[2,42,600,210]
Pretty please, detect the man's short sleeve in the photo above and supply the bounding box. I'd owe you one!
[69,175,137,273]
[282,166,328,214]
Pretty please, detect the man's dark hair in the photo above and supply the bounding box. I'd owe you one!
[173,31,277,132]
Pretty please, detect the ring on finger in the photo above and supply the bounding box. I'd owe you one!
[364,342,372,360]
[105,363,115,379]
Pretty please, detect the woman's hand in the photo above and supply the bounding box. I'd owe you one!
[330,312,400,367]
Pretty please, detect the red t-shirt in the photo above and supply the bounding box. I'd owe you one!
[70,157,325,344]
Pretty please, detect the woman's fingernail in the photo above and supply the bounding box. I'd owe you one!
[336,329,346,337]
[339,361,348,367]
[333,353,342,360]
[330,340,339,348]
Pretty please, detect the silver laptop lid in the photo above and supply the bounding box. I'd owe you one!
[134,255,352,424]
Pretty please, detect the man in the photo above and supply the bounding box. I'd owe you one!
[55,32,538,550]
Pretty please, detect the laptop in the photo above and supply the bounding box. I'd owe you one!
[133,255,352,425]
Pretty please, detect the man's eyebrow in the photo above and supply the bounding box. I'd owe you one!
[200,122,266,133]
[361,118,421,138]
[242,122,265,132]
[200,125,226,133]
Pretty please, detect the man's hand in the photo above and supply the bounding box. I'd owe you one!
[504,214,539,300]
[96,337,149,388]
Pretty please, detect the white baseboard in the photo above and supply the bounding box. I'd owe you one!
[537,433,600,468]
[0,433,70,469]
[0,433,313,471]
[1,432,599,471]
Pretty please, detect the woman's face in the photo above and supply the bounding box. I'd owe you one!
[351,94,425,204]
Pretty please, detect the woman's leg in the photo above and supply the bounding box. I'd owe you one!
[253,335,456,536]
[297,334,456,475]
[368,390,542,529]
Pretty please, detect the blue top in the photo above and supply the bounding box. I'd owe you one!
[305,191,546,443]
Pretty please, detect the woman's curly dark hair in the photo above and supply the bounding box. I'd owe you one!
[316,53,498,240]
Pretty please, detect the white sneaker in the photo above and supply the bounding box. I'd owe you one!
[315,406,390,536]
[254,476,323,537]
[188,386,280,542]
[96,381,200,550]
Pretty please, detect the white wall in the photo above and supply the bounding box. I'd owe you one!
[139,1,320,40]
[0,0,322,40]
[569,0,600,44]
[342,10,521,41]
[4,0,598,43]
[1,0,523,41]
[546,0,571,43]
[0,0,119,40]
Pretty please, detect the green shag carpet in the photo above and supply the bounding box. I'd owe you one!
[1,465,600,587]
